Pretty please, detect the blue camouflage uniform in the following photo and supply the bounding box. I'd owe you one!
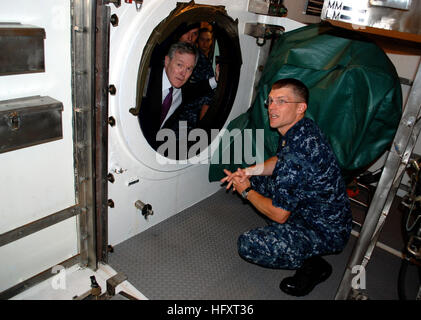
[238,117,352,269]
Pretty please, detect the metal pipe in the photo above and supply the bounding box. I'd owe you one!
[0,205,81,247]
[0,255,80,300]
[350,229,404,259]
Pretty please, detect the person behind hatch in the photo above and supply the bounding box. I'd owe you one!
[221,78,352,297]
[197,27,213,59]
[138,41,216,152]
[196,27,214,120]
[171,22,216,136]
[178,21,200,44]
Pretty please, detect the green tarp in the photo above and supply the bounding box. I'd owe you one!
[208,23,402,183]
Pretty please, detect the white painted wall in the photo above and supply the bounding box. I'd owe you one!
[0,0,78,292]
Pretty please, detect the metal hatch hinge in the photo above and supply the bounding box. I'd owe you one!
[244,23,284,46]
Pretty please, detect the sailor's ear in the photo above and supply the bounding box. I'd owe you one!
[298,102,307,114]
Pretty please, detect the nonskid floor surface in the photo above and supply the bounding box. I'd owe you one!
[108,189,419,300]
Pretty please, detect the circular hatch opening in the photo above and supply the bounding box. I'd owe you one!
[133,2,242,161]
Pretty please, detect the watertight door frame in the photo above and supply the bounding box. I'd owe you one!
[72,0,110,268]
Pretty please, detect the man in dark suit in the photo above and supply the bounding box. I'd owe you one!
[138,41,217,153]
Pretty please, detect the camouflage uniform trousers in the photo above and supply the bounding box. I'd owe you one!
[237,176,334,270]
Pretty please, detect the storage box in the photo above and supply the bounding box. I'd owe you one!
[0,96,63,153]
[0,23,46,76]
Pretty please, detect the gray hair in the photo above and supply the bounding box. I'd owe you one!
[167,41,199,66]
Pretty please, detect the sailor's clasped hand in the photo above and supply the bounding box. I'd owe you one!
[220,168,251,194]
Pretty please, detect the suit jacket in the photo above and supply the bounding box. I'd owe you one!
[138,63,213,151]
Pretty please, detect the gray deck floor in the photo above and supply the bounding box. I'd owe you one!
[108,188,419,300]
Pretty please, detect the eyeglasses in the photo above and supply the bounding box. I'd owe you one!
[264,98,304,107]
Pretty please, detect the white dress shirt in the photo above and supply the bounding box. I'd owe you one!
[160,70,217,129]
[160,71,182,129]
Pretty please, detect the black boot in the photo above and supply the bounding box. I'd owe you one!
[279,256,332,297]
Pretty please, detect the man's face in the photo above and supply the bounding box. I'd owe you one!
[164,51,196,88]
[179,28,199,45]
[198,31,212,54]
[267,86,306,135]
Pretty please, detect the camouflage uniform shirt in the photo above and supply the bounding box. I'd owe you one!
[238,117,352,269]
